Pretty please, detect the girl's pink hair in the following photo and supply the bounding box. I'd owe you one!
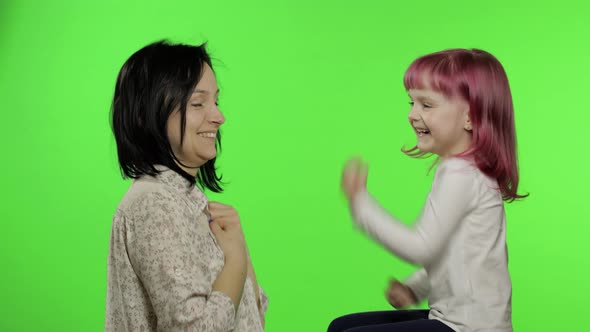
[403,49,527,202]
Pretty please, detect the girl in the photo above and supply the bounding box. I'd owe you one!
[105,40,268,331]
[330,49,526,332]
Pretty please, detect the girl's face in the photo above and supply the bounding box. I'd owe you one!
[407,87,472,158]
[167,63,225,175]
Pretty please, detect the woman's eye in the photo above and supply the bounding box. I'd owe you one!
[408,101,414,106]
[191,103,203,107]
[423,103,432,109]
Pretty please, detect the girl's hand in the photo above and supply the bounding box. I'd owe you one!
[208,202,247,264]
[341,157,368,202]
[385,279,418,309]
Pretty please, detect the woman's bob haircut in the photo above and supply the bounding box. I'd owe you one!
[111,40,223,192]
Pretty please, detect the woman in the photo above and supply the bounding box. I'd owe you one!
[105,40,267,331]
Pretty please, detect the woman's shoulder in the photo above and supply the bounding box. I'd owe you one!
[113,179,209,237]
[116,177,186,216]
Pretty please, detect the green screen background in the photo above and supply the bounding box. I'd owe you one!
[1,0,589,331]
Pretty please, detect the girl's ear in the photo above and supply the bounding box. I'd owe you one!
[464,109,472,131]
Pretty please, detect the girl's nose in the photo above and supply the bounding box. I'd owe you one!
[408,106,420,122]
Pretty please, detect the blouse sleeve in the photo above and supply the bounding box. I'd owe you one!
[259,284,269,317]
[350,161,477,266]
[125,190,235,332]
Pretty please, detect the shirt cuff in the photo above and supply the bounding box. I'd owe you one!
[209,290,236,330]
[259,285,269,316]
[403,269,430,301]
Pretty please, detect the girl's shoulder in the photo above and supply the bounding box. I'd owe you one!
[436,157,496,187]
[437,157,501,197]
[436,157,478,179]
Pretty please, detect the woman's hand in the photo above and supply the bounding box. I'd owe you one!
[208,202,247,264]
[341,157,368,202]
[385,279,418,309]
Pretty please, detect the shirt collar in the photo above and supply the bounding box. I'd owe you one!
[152,165,209,213]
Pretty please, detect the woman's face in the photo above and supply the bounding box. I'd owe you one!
[167,63,225,174]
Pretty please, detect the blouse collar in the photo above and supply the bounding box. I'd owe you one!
[152,165,209,213]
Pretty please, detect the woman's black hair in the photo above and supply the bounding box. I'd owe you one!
[111,40,223,192]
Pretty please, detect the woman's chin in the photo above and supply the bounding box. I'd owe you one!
[198,152,218,164]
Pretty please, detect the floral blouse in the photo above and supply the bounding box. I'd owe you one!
[105,167,268,331]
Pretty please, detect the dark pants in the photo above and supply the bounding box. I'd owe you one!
[327,310,455,332]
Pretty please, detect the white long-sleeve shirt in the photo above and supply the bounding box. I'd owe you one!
[351,157,512,332]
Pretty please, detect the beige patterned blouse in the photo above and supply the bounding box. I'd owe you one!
[105,167,268,331]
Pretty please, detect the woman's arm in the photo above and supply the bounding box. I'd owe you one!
[208,202,267,328]
[245,246,268,327]
[211,256,247,310]
[208,202,250,311]
[246,250,261,309]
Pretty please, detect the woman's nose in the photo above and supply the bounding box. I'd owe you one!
[210,106,225,126]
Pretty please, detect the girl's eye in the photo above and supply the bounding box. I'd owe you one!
[409,101,414,106]
[191,103,203,107]
[423,103,432,109]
